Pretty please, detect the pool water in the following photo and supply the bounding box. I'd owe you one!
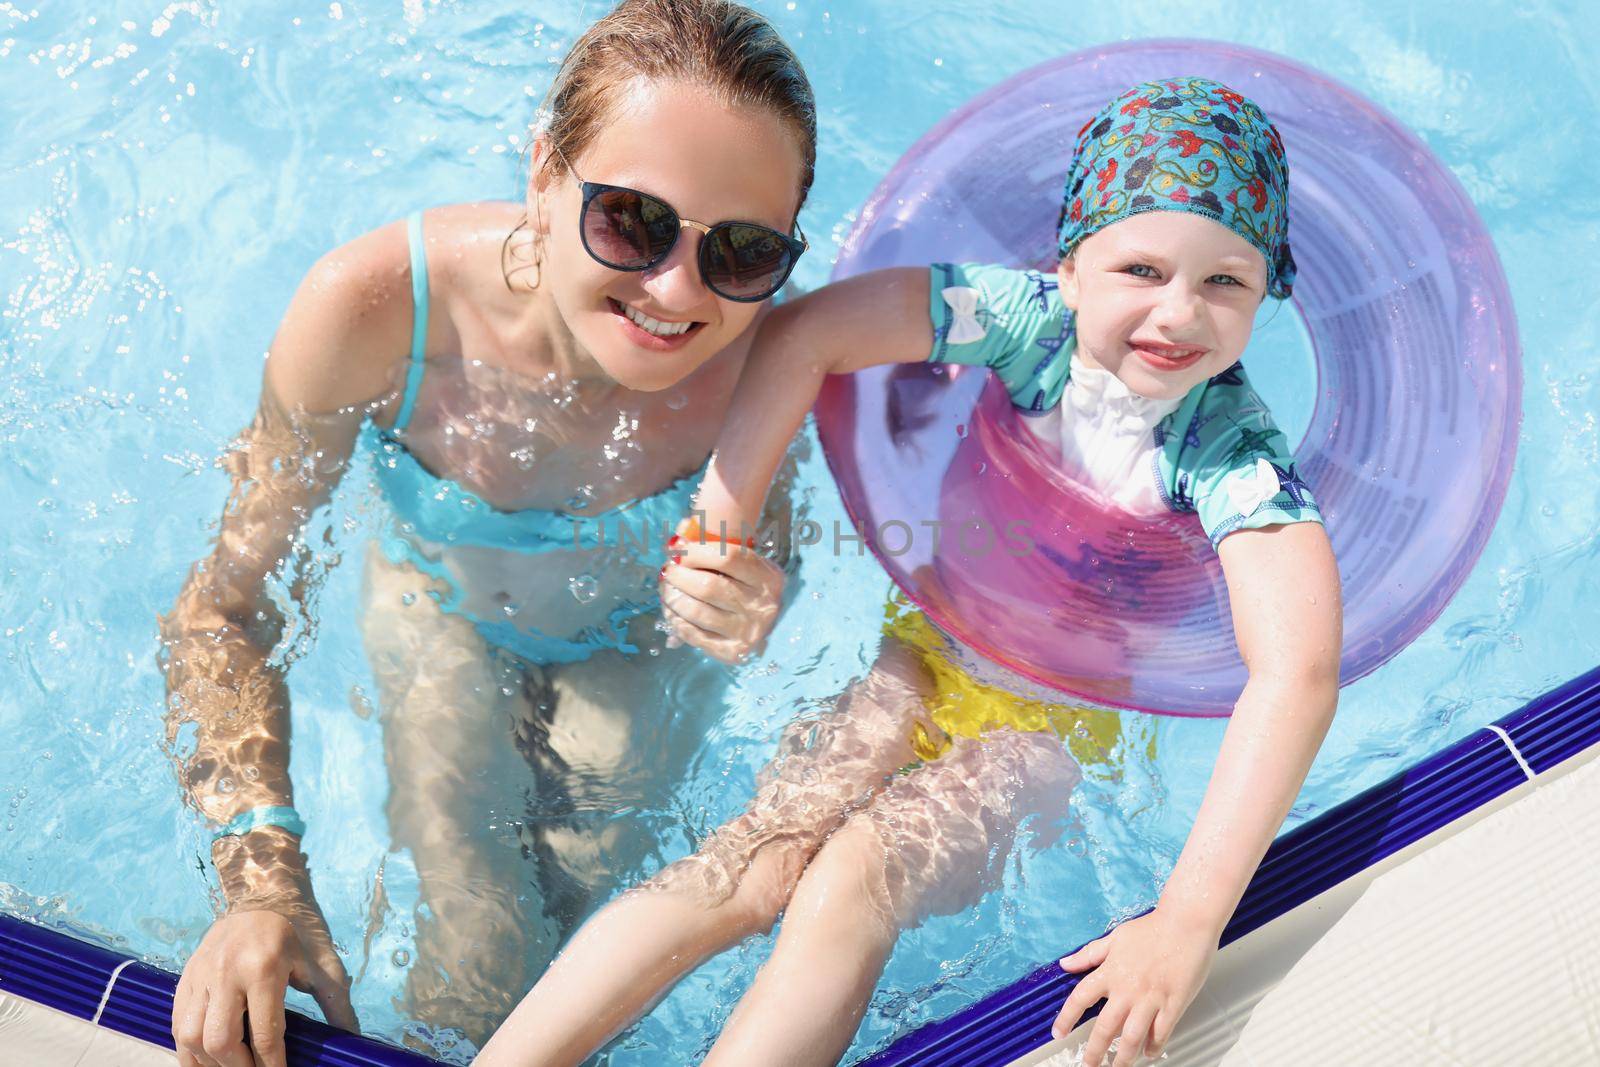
[3,1,1598,1062]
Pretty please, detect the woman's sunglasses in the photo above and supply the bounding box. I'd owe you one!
[561,153,807,303]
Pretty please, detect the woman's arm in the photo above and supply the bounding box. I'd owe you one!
[161,222,412,1065]
[1055,520,1342,1065]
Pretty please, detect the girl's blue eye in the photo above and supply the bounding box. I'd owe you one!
[1122,264,1245,287]
[1124,264,1158,278]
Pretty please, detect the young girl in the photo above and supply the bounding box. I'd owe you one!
[481,77,1342,1067]
[159,1,817,1060]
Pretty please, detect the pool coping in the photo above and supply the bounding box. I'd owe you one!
[3,664,1596,1066]
[0,912,434,1065]
[856,663,1600,1066]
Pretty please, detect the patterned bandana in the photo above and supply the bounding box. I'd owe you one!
[1056,76,1297,300]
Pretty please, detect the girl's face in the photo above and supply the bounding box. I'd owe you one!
[1056,211,1269,400]
[531,78,806,393]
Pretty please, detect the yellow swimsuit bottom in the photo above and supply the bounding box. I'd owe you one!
[882,596,1144,769]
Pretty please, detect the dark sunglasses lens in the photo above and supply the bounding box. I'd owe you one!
[583,188,678,268]
[702,223,793,300]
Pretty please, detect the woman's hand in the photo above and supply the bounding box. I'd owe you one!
[1052,906,1218,1066]
[658,520,785,665]
[172,899,358,1067]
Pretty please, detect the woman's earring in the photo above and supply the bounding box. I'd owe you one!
[500,212,543,293]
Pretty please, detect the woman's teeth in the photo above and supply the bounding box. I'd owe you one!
[622,303,694,337]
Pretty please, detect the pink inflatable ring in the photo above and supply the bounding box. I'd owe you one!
[815,40,1521,716]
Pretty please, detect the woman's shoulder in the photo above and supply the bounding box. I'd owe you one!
[263,202,520,416]
[264,215,417,416]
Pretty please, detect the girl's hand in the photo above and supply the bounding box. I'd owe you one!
[659,519,785,665]
[1052,906,1218,1066]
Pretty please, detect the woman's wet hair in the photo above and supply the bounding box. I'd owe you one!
[503,0,816,291]
[540,0,816,205]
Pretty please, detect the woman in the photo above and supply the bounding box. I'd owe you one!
[159,1,813,1062]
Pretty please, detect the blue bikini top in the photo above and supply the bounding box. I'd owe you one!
[366,212,703,557]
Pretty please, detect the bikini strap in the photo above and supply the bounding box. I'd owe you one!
[391,211,430,434]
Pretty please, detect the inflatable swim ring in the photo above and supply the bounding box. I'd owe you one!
[815,40,1521,716]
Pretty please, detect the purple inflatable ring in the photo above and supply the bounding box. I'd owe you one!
[816,40,1521,717]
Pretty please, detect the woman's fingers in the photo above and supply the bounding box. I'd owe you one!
[174,982,218,1067]
[660,601,755,665]
[298,951,359,1033]
[670,540,785,598]
[660,561,777,661]
[671,561,778,620]
[200,986,253,1067]
[243,980,290,1067]
[660,572,739,636]
[1113,1001,1158,1067]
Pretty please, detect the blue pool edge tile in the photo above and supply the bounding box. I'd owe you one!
[6,666,1598,1067]
[0,915,437,1066]
[855,663,1600,1066]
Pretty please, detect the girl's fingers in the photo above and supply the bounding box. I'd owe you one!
[1060,937,1111,973]
[1081,995,1131,1067]
[1051,972,1104,1040]
[1113,1001,1159,1067]
[1146,1006,1176,1059]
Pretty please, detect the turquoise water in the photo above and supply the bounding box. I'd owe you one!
[2,1,1598,1062]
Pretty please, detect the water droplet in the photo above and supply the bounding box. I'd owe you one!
[565,485,594,511]
[502,602,519,618]
[401,592,416,606]
[243,765,260,781]
[392,948,411,967]
[665,391,688,411]
[217,778,236,795]
[955,423,968,438]
[568,574,599,604]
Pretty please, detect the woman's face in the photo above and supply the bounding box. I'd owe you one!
[532,78,806,393]
[1056,211,1269,400]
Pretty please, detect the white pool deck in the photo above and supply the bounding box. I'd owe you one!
[1028,740,1600,1066]
[0,990,175,1066]
[4,742,1597,1066]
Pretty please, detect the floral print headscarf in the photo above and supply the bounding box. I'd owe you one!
[1056,75,1298,300]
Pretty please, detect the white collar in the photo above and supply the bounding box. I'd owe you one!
[1064,353,1186,429]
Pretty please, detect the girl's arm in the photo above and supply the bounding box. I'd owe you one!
[1055,519,1342,1066]
[661,267,933,662]
[692,266,934,533]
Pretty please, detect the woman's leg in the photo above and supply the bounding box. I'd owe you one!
[704,728,1081,1067]
[360,547,558,1048]
[476,640,938,1067]
[506,611,735,937]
